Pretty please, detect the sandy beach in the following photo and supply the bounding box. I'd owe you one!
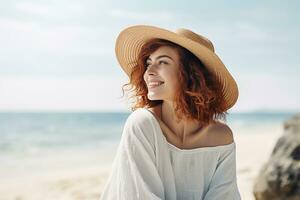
[235,128,283,199]
[0,123,284,200]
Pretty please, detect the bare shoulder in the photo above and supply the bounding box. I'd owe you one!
[206,121,234,146]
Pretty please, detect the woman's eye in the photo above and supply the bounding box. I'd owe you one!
[145,61,168,68]
[159,61,168,65]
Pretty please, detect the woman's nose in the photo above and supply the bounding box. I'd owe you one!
[146,64,158,75]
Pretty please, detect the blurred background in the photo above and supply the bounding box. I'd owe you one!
[0,0,299,199]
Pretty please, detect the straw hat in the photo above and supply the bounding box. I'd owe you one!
[115,25,239,111]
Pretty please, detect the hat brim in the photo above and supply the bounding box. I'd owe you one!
[115,25,239,111]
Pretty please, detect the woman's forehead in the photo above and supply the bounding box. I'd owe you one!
[148,46,179,60]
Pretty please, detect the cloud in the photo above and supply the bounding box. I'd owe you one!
[107,9,175,22]
[16,2,52,16]
[0,18,111,55]
[0,17,115,76]
[234,21,269,41]
[15,2,85,18]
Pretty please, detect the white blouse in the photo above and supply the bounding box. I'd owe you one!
[100,108,241,200]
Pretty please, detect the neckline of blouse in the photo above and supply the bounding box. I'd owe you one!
[141,108,235,153]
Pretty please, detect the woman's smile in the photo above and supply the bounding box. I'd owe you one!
[148,81,165,89]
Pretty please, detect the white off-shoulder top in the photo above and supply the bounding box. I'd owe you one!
[100,108,241,200]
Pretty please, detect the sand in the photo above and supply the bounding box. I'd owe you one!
[235,131,282,199]
[0,126,284,200]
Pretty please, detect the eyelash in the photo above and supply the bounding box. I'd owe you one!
[146,61,168,68]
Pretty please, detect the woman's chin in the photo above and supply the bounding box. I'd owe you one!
[147,93,162,101]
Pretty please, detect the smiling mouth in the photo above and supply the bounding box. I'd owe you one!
[148,81,164,88]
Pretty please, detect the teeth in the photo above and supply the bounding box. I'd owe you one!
[148,81,164,87]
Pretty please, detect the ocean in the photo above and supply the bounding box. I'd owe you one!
[0,111,296,183]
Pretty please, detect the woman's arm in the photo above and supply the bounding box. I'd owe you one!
[100,111,165,200]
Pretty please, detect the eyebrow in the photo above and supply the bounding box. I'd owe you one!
[146,55,174,62]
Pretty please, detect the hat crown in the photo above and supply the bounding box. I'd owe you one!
[175,28,215,52]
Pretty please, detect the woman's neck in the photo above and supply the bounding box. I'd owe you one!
[160,101,204,143]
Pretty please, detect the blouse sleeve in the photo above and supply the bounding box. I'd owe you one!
[203,144,241,200]
[100,111,165,200]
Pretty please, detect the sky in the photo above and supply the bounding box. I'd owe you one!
[0,0,299,113]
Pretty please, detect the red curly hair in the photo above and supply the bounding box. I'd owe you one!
[121,38,228,126]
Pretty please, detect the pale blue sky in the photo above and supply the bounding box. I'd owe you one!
[0,0,299,112]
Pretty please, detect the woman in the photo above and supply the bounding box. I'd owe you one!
[100,25,241,200]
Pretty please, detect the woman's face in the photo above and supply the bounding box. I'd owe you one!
[143,46,181,102]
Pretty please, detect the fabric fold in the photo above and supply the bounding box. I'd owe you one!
[100,109,166,200]
[203,144,241,200]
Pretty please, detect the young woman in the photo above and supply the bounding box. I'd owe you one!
[100,25,241,200]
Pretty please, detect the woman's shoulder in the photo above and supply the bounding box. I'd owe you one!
[205,121,234,146]
[123,107,158,135]
[122,107,159,148]
[125,107,152,126]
